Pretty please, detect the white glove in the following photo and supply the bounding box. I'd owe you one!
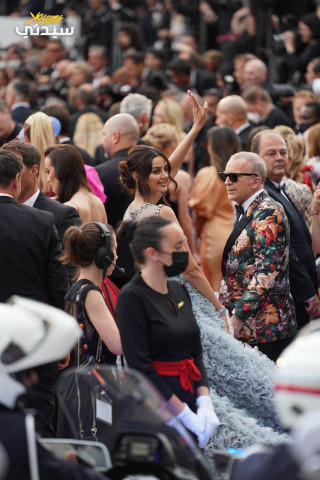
[177,403,205,443]
[196,395,220,448]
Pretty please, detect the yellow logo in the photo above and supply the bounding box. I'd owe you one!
[25,12,64,25]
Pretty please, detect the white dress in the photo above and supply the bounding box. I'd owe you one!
[123,203,289,453]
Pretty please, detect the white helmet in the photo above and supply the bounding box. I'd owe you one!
[274,320,320,429]
[0,296,81,408]
[0,296,81,373]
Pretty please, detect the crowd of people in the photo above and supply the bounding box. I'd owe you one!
[1,0,320,476]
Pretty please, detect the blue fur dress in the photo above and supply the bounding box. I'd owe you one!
[170,276,289,453]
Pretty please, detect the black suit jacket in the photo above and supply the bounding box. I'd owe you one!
[237,124,253,150]
[0,196,69,309]
[33,191,81,243]
[264,179,317,307]
[193,69,216,96]
[11,105,33,125]
[96,148,134,279]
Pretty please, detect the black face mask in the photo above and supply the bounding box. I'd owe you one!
[161,251,189,277]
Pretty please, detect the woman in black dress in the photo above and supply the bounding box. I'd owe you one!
[116,216,219,448]
[62,222,123,365]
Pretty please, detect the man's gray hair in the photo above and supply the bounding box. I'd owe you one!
[88,45,107,58]
[229,151,267,183]
[120,93,152,120]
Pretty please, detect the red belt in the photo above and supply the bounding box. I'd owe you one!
[152,357,201,394]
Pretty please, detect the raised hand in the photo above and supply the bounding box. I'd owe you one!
[188,90,208,132]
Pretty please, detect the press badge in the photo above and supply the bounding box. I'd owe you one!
[96,398,112,425]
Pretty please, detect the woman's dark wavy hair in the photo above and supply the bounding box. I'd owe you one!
[117,217,172,264]
[119,144,177,206]
[44,144,90,203]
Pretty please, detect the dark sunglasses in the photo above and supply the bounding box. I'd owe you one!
[219,172,258,182]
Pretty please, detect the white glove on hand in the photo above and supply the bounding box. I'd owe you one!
[196,395,220,448]
[177,403,205,443]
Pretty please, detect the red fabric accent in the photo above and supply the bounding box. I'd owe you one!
[301,165,314,191]
[274,384,320,395]
[100,277,119,321]
[152,357,201,394]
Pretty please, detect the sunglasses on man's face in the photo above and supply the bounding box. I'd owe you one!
[219,172,258,182]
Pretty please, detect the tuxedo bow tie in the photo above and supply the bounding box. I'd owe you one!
[235,204,244,222]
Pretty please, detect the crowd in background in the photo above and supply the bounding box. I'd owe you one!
[1,0,320,460]
[1,1,320,276]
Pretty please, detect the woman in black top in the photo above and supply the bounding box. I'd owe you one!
[62,222,122,364]
[116,216,219,448]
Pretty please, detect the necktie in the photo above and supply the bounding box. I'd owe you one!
[235,204,244,222]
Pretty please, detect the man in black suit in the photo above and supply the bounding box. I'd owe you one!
[5,79,33,126]
[216,95,253,150]
[0,150,70,436]
[242,87,291,129]
[69,84,108,139]
[96,113,140,287]
[251,130,320,328]
[0,100,21,147]
[1,141,81,244]
[167,58,216,96]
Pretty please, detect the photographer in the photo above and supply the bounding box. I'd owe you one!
[283,13,320,83]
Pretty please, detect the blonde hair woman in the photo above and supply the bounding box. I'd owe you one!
[152,98,194,173]
[24,111,56,195]
[143,123,196,253]
[274,125,313,227]
[304,123,320,185]
[152,98,184,132]
[73,113,103,158]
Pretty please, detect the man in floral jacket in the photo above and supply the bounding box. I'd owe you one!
[220,151,297,361]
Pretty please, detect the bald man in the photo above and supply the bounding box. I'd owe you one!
[96,113,140,287]
[243,59,268,89]
[216,95,253,149]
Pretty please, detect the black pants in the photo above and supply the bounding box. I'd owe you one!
[294,301,310,330]
[33,362,59,437]
[252,338,293,362]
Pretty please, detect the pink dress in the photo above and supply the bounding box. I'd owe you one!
[84,165,106,203]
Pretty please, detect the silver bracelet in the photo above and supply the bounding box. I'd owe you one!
[218,307,226,318]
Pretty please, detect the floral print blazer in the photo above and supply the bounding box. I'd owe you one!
[220,191,297,344]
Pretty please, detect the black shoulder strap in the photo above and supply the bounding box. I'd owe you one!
[77,283,101,304]
[75,283,103,363]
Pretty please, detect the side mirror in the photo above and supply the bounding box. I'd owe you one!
[40,438,112,472]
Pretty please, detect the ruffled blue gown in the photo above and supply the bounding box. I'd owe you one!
[173,277,289,453]
[124,203,289,453]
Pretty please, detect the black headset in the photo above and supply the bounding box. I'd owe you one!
[93,222,114,270]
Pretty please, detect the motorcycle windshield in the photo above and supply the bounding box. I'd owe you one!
[56,365,199,465]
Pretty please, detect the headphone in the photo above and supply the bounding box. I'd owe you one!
[93,222,114,270]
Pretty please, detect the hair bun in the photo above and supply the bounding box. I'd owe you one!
[126,220,137,242]
[117,220,137,243]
